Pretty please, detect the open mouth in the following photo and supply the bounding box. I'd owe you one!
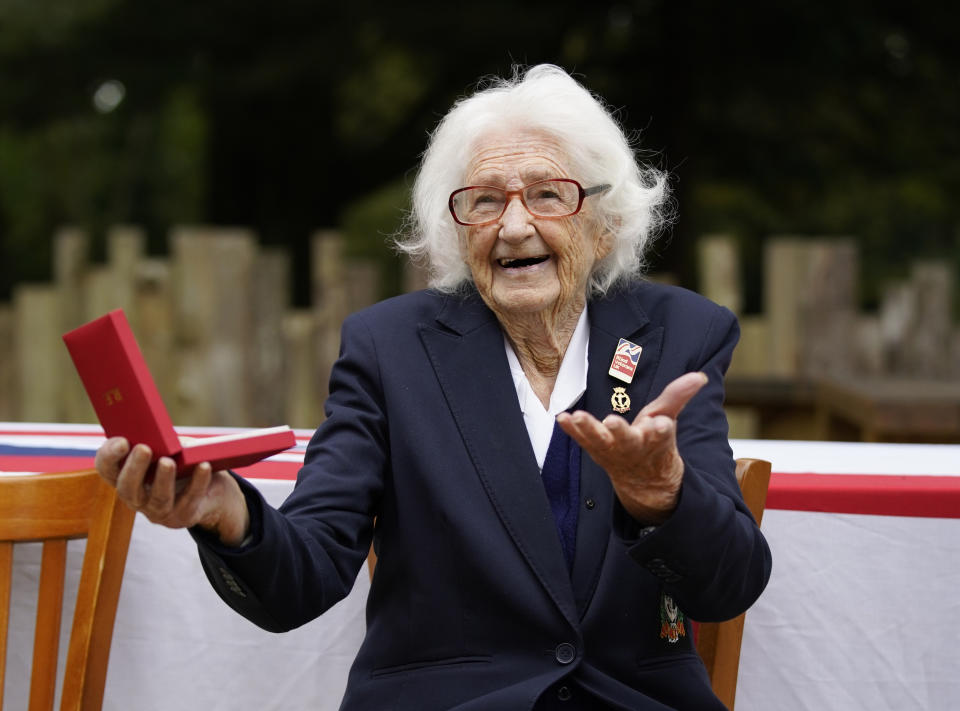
[497,255,549,269]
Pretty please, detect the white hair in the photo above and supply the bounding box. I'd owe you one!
[396,64,671,296]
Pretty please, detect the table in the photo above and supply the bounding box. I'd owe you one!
[725,374,960,444]
[3,424,959,710]
[815,376,960,443]
[725,375,819,440]
[728,439,960,711]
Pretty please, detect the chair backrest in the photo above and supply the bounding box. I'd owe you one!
[695,457,772,710]
[0,470,136,711]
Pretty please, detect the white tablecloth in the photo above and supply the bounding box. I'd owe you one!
[730,440,960,711]
[4,432,959,710]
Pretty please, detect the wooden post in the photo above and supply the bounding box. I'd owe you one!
[82,227,148,421]
[133,258,176,414]
[853,315,884,377]
[83,266,115,321]
[875,260,952,378]
[698,234,742,315]
[54,227,94,422]
[878,280,915,375]
[312,231,349,411]
[906,261,953,378]
[765,237,858,377]
[346,261,380,313]
[765,238,806,377]
[727,315,770,377]
[54,226,89,329]
[282,310,323,429]
[250,248,291,426]
[170,226,258,426]
[725,313,768,440]
[107,225,146,329]
[802,239,858,377]
[14,285,63,422]
[0,305,17,420]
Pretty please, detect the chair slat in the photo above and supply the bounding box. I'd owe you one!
[61,479,136,710]
[30,539,67,711]
[0,541,13,711]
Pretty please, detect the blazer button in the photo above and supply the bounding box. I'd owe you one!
[555,642,576,665]
[584,498,596,510]
[557,685,572,701]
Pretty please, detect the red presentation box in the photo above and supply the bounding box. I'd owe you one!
[63,309,295,477]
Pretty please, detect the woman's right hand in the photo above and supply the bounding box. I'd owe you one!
[94,437,251,546]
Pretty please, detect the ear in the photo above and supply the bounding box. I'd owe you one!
[594,228,615,261]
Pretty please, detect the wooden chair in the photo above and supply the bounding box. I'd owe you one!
[0,470,136,711]
[695,457,772,710]
[365,458,772,711]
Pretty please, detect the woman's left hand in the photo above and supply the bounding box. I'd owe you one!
[556,372,708,524]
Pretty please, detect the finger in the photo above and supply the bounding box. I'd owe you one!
[632,414,676,445]
[600,413,647,447]
[638,372,708,420]
[602,413,633,435]
[556,412,595,448]
[143,457,178,519]
[650,414,675,437]
[115,443,152,508]
[174,462,213,526]
[95,437,129,485]
[557,411,616,452]
[601,414,663,461]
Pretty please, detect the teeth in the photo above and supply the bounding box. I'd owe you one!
[498,256,548,268]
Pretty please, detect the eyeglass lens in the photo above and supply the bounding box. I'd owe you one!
[452,180,581,224]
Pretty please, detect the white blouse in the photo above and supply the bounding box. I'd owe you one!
[503,308,589,471]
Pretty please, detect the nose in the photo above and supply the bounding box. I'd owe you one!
[498,195,534,243]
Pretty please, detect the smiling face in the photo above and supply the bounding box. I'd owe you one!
[461,130,610,327]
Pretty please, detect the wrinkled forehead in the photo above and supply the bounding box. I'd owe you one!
[464,129,572,187]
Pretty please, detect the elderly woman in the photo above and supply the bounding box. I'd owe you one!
[96,65,771,710]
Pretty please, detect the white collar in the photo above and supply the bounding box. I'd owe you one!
[504,308,589,470]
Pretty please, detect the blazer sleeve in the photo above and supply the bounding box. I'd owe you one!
[614,304,772,622]
[191,311,386,632]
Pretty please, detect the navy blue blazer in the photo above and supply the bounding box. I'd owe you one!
[194,282,772,710]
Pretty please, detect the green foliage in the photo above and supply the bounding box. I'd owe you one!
[339,179,410,300]
[335,38,432,151]
[0,0,957,313]
[0,84,206,291]
[0,0,119,53]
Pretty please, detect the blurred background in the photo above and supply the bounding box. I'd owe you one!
[1,0,958,440]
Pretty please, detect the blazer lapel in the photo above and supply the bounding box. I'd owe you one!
[418,290,579,626]
[570,287,664,615]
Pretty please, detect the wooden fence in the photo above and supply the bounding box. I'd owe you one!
[0,228,956,437]
[0,225,426,429]
[699,234,960,441]
[699,234,959,380]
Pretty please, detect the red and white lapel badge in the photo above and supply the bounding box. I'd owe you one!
[608,338,642,384]
[659,592,686,643]
[609,338,641,414]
